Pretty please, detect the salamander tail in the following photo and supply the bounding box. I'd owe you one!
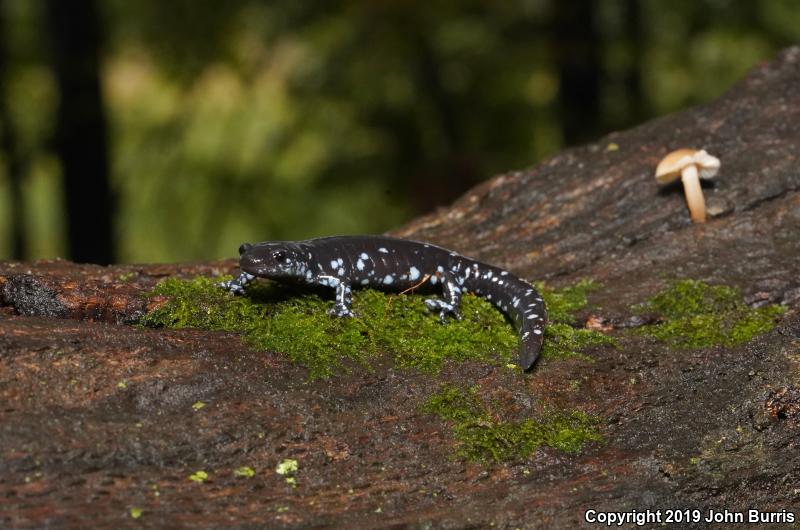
[473,272,546,370]
[518,316,546,370]
[499,278,546,370]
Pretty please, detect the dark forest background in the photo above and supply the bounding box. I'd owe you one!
[0,0,797,264]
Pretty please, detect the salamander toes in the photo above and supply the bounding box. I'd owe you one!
[219,281,242,295]
[218,280,246,295]
[217,272,256,295]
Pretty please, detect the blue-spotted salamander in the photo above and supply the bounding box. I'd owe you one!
[219,235,546,370]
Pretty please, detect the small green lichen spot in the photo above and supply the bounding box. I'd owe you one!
[636,280,785,348]
[421,385,601,462]
[188,470,208,483]
[275,458,298,475]
[234,466,256,478]
[129,507,143,519]
[191,401,205,411]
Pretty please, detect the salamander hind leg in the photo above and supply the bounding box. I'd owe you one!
[425,278,462,322]
[424,299,460,322]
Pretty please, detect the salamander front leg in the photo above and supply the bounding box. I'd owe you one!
[425,279,462,322]
[329,281,355,317]
[219,271,256,295]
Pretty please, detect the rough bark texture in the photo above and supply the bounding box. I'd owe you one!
[2,48,800,529]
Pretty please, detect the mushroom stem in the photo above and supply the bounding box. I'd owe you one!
[680,164,706,223]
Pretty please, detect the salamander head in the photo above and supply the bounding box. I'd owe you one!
[238,241,308,280]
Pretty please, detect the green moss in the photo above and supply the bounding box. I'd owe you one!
[420,385,601,462]
[143,276,269,331]
[143,276,614,378]
[541,322,615,360]
[635,280,786,348]
[453,412,601,461]
[420,384,485,423]
[143,277,516,378]
[538,279,597,323]
[371,291,517,373]
[536,280,616,359]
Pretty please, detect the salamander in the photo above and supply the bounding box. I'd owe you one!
[219,235,546,370]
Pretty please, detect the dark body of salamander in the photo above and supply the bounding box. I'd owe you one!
[220,235,546,370]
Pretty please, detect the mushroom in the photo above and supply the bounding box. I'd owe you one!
[655,148,721,223]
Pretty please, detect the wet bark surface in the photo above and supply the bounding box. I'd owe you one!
[2,48,800,529]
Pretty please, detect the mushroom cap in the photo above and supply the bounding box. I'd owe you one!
[655,148,721,184]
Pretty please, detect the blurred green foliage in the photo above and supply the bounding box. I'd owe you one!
[1,1,799,262]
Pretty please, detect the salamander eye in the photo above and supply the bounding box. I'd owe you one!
[272,250,287,261]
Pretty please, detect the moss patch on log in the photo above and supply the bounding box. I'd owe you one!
[420,385,601,462]
[537,279,616,359]
[635,279,785,349]
[143,277,517,378]
[142,276,613,378]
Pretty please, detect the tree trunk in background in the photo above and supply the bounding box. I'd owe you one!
[554,0,601,146]
[622,0,645,128]
[0,0,25,260]
[409,32,477,215]
[45,0,114,264]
